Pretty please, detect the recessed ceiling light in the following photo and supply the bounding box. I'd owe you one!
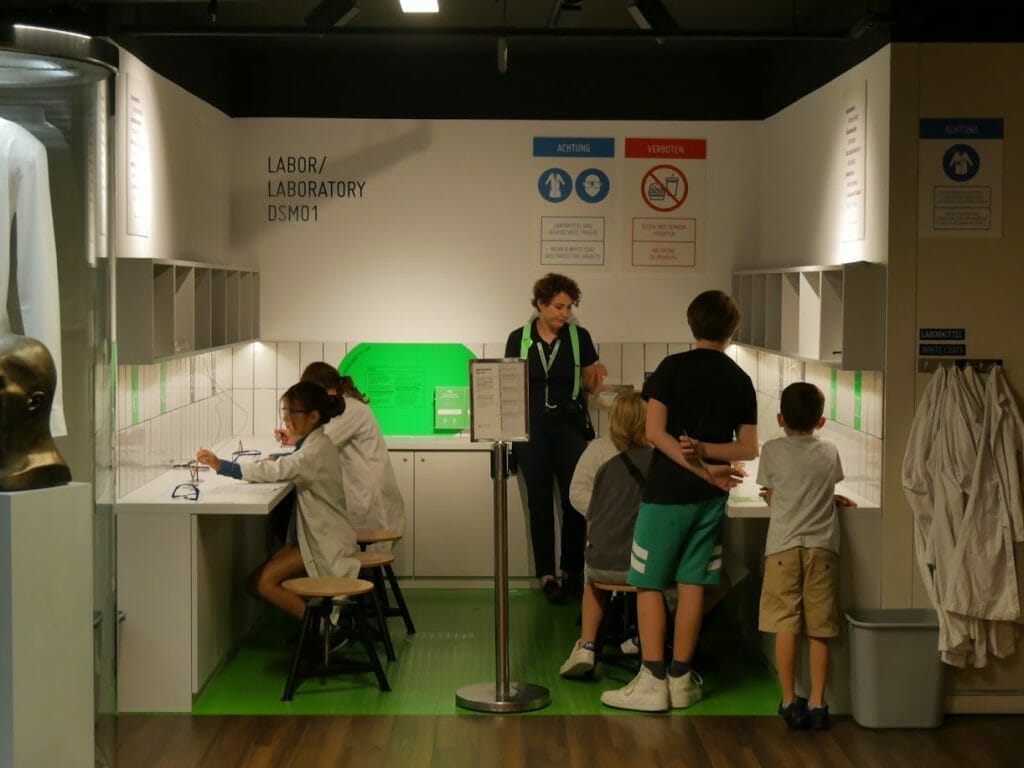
[400,0,439,12]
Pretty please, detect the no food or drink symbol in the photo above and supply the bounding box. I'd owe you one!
[642,164,688,212]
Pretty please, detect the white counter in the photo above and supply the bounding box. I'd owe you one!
[116,436,290,712]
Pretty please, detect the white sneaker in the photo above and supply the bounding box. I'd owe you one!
[600,666,669,712]
[669,670,703,708]
[620,636,640,655]
[559,641,596,678]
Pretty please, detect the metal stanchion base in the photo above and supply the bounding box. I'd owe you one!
[455,682,550,713]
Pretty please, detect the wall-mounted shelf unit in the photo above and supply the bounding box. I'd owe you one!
[732,261,885,370]
[116,258,260,364]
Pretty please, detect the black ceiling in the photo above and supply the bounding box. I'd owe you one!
[4,1,1022,119]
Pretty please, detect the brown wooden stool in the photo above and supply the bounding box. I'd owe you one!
[592,582,640,673]
[280,576,390,700]
[355,529,416,636]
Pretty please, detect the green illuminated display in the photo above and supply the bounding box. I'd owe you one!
[338,343,477,435]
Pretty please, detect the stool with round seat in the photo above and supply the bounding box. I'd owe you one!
[280,576,390,701]
[591,581,641,673]
[353,551,399,661]
[355,528,416,636]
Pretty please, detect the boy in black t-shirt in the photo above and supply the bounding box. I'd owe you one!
[601,290,758,712]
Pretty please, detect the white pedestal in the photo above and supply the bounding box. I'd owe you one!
[1,483,93,768]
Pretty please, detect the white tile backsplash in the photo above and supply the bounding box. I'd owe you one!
[253,388,278,438]
[117,339,885,505]
[598,342,622,384]
[737,353,882,507]
[253,341,277,388]
[644,343,668,373]
[232,343,254,389]
[232,388,254,436]
[622,343,644,387]
[276,342,300,390]
[299,341,324,374]
[323,341,347,368]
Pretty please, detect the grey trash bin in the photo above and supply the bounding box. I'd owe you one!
[845,609,944,728]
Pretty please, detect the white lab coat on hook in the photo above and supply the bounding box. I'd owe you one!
[903,364,1024,668]
[1,117,66,437]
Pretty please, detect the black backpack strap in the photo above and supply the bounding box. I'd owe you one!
[619,451,646,490]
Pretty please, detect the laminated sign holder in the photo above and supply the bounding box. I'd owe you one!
[456,358,549,713]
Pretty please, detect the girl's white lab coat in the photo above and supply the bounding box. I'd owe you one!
[242,426,359,579]
[324,397,406,534]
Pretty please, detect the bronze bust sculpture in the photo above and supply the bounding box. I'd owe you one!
[0,333,71,491]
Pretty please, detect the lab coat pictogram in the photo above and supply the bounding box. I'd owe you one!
[943,143,980,182]
[538,168,572,202]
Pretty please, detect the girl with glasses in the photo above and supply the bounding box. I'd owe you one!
[196,381,359,622]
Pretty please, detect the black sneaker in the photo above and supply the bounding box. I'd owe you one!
[808,704,830,730]
[543,579,566,605]
[778,697,809,729]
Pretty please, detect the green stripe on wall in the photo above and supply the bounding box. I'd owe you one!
[829,368,837,421]
[853,370,862,430]
[131,366,140,425]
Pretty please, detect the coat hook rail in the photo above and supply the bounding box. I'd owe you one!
[918,358,1003,374]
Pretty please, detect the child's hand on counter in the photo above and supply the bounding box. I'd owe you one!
[834,494,857,508]
[195,449,220,473]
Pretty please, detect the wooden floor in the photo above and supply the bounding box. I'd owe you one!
[116,713,1023,767]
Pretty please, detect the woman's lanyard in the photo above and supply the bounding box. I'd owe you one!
[535,338,561,409]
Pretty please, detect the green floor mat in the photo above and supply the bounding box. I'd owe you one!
[192,589,780,716]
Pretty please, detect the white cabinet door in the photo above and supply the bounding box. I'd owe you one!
[414,451,496,576]
[389,451,415,576]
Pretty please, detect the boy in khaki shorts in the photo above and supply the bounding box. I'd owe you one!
[757,382,854,730]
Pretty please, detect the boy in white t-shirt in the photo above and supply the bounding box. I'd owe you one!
[757,382,854,731]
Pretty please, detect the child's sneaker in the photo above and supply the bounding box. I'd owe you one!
[559,640,596,678]
[619,636,640,655]
[600,666,669,712]
[778,697,810,729]
[668,670,703,708]
[808,703,830,730]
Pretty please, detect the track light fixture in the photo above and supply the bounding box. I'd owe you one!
[497,36,508,74]
[627,0,677,33]
[548,0,583,28]
[305,0,361,30]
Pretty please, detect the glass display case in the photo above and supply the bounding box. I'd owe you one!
[0,24,118,767]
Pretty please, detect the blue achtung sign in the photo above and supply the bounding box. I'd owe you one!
[533,137,615,158]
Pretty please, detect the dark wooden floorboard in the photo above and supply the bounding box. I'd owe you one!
[116,714,1024,768]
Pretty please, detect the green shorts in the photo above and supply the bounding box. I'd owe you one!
[627,499,726,589]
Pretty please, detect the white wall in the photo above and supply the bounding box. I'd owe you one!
[885,42,1024,708]
[229,119,760,344]
[753,46,891,269]
[114,49,238,266]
